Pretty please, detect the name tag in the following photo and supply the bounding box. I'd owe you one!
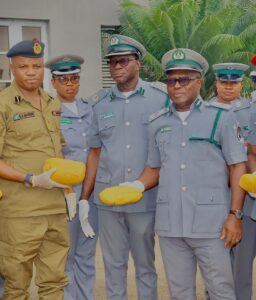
[13,111,35,121]
[160,126,172,133]
[102,112,114,119]
[61,118,72,124]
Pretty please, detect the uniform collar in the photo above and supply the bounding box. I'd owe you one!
[11,81,53,105]
[110,78,146,101]
[170,95,204,114]
[61,98,91,118]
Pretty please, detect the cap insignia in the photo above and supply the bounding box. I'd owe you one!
[172,49,185,60]
[110,36,120,46]
[33,38,42,55]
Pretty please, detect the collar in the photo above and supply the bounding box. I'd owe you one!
[110,78,146,101]
[61,98,91,118]
[11,81,53,105]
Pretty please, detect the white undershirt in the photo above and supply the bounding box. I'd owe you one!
[121,91,134,98]
[62,101,78,115]
[176,110,190,121]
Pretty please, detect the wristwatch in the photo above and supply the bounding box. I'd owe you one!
[24,174,33,187]
[229,209,244,219]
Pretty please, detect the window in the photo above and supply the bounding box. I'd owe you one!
[101,25,120,89]
[0,19,49,92]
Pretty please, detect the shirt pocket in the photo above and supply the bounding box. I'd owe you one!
[192,188,228,233]
[98,116,116,140]
[155,131,172,163]
[155,193,170,231]
[13,116,42,137]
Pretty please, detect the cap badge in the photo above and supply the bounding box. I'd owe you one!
[172,50,185,60]
[33,38,42,55]
[110,36,120,46]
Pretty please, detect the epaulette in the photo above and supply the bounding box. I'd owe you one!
[150,81,167,94]
[205,101,231,111]
[232,99,250,111]
[89,88,109,106]
[149,107,170,123]
[81,98,89,104]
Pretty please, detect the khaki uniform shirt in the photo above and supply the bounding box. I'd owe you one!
[0,81,66,217]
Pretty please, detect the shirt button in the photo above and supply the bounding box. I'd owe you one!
[125,99,130,104]
[78,119,82,123]
[181,142,186,147]
[83,149,87,152]
[127,168,132,173]
[82,133,86,137]
[125,121,130,127]
[180,164,186,169]
[126,144,131,149]
[181,186,187,192]
[183,121,188,126]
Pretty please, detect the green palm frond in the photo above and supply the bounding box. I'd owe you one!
[188,15,224,50]
[141,52,165,81]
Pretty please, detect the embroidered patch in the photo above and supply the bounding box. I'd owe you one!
[102,112,114,119]
[52,110,61,116]
[13,111,35,121]
[160,126,172,133]
[61,118,72,124]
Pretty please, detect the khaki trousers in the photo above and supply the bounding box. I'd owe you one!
[0,214,70,300]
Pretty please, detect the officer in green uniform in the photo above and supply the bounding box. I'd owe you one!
[0,39,69,300]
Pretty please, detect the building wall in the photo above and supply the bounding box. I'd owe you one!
[0,0,147,98]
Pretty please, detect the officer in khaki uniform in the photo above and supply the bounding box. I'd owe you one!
[0,39,69,300]
[125,49,247,299]
[80,34,168,300]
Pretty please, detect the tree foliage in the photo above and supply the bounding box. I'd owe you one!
[118,0,256,98]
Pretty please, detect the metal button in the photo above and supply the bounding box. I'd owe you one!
[183,121,188,126]
[83,149,87,152]
[78,119,82,123]
[126,145,131,149]
[127,168,132,173]
[181,142,186,147]
[125,121,130,126]
[125,99,130,104]
[82,133,86,137]
[181,186,187,191]
[180,164,186,169]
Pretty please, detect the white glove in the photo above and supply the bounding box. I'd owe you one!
[79,200,95,238]
[65,192,77,220]
[249,192,256,198]
[119,180,145,192]
[32,168,68,189]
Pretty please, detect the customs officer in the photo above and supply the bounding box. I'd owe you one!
[80,34,168,300]
[45,54,98,300]
[127,48,247,299]
[0,39,69,300]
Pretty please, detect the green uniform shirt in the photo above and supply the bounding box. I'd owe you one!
[0,81,66,217]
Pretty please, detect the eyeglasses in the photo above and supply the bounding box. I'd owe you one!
[107,57,137,67]
[167,76,200,87]
[53,75,80,85]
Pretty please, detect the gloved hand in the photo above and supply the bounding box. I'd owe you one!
[79,200,95,238]
[65,192,77,221]
[119,180,145,192]
[32,168,68,189]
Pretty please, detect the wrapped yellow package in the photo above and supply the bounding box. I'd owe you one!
[43,158,86,185]
[99,185,142,206]
[239,173,256,193]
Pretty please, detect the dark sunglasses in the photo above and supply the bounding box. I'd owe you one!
[167,76,200,87]
[53,75,80,85]
[107,57,137,67]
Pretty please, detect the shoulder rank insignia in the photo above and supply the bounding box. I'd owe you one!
[90,88,109,105]
[110,91,116,101]
[14,95,22,104]
[150,81,167,94]
[149,107,170,123]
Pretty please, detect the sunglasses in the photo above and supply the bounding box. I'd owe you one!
[53,75,80,85]
[167,76,200,87]
[107,57,137,67]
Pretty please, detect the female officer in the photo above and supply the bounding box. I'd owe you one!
[45,55,98,300]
